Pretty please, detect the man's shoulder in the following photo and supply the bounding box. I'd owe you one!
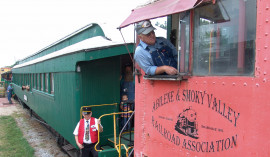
[135,46,147,57]
[135,46,145,52]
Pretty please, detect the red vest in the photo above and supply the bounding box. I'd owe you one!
[78,117,98,144]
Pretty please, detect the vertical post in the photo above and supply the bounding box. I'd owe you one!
[216,26,220,59]
[113,114,116,147]
[209,30,213,74]
[237,0,246,73]
[180,22,186,73]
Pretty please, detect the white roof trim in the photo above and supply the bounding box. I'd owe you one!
[13,36,131,69]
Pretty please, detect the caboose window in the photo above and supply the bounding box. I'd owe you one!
[193,0,256,76]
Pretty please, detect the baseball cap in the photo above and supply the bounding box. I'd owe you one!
[135,20,156,35]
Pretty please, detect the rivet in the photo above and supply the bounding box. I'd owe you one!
[233,83,236,86]
[196,81,198,84]
[222,82,225,85]
[264,72,267,75]
[265,46,268,49]
[213,82,215,84]
[204,81,206,84]
[244,83,247,86]
[266,33,269,36]
[256,83,259,87]
[264,58,267,62]
[266,6,269,10]
[266,19,269,23]
[263,78,267,82]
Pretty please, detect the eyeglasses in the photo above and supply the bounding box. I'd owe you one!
[141,21,151,28]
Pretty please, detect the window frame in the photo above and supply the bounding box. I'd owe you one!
[143,0,256,80]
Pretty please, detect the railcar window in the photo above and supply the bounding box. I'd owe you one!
[37,74,40,90]
[36,74,38,89]
[50,73,54,94]
[22,74,24,85]
[28,74,30,89]
[33,74,36,89]
[45,73,48,92]
[193,0,256,76]
[30,74,32,90]
[40,73,43,91]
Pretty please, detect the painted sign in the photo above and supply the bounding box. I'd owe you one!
[151,89,240,153]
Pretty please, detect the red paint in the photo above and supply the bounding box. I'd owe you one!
[132,0,270,156]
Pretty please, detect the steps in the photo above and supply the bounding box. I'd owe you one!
[98,132,134,157]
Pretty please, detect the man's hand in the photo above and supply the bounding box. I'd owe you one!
[75,135,84,149]
[97,119,101,125]
[155,66,178,75]
[77,143,84,149]
[97,119,103,132]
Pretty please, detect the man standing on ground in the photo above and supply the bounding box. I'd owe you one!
[73,107,103,157]
[6,84,13,104]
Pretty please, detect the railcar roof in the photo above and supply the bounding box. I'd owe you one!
[13,36,132,69]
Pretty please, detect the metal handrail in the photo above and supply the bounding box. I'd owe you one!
[80,103,117,119]
[128,148,134,157]
[94,111,134,155]
[118,111,135,157]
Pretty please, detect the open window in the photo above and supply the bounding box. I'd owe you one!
[143,17,189,81]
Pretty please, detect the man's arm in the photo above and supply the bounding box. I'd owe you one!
[97,119,103,132]
[74,135,84,149]
[134,47,157,75]
[155,66,178,75]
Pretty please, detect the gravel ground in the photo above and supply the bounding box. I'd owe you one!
[0,98,69,157]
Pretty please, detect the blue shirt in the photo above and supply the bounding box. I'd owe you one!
[134,37,177,75]
[7,85,13,92]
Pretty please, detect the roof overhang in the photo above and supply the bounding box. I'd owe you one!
[119,0,210,28]
[13,36,133,69]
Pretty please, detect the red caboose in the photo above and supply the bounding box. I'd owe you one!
[120,0,270,156]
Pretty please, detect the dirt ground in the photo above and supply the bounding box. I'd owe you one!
[0,97,69,157]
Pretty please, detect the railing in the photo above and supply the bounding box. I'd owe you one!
[95,111,134,157]
[79,103,117,118]
[80,103,135,157]
[118,111,135,157]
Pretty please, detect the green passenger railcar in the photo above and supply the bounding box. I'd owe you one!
[12,23,134,156]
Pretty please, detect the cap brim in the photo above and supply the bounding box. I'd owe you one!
[141,26,156,35]
[83,112,91,115]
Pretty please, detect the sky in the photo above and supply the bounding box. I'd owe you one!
[0,0,149,68]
